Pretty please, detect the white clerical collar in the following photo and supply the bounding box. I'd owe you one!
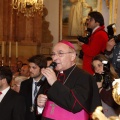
[92,26,100,34]
[60,71,63,74]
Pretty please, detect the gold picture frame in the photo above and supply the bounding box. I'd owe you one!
[60,0,98,42]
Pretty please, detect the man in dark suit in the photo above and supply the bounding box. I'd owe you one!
[0,66,26,120]
[19,54,48,120]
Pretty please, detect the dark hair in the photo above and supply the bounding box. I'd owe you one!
[88,11,104,26]
[92,54,108,63]
[92,54,118,79]
[22,63,28,66]
[28,54,47,69]
[0,66,13,84]
[46,57,52,61]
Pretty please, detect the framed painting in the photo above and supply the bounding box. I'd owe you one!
[61,0,98,41]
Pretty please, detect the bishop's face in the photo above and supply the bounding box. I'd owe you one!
[51,43,76,72]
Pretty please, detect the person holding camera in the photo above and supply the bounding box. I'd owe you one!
[78,11,108,75]
[105,37,120,77]
[92,54,119,117]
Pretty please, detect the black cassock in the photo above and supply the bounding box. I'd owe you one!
[42,65,101,120]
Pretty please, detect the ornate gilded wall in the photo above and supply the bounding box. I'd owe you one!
[0,0,53,65]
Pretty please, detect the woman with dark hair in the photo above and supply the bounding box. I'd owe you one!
[92,54,119,117]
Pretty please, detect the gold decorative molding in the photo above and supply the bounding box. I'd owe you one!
[42,7,53,43]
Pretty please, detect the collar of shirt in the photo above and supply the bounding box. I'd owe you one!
[33,78,40,83]
[32,79,40,90]
[33,79,37,84]
[60,71,63,74]
[0,86,10,102]
[1,86,10,96]
[92,26,100,34]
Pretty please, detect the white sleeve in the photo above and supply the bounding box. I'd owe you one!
[37,106,44,114]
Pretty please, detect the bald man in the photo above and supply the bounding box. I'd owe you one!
[20,64,30,78]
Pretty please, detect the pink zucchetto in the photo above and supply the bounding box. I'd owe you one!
[59,40,75,50]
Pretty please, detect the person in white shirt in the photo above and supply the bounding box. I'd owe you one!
[0,66,26,120]
[19,54,48,120]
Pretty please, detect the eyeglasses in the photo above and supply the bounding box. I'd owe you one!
[51,52,73,57]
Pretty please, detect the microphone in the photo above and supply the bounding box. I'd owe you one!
[37,62,57,86]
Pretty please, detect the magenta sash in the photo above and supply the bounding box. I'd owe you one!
[42,100,89,120]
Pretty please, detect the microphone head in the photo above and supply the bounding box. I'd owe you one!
[49,62,57,68]
[37,62,57,86]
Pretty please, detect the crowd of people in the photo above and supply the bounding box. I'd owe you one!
[77,11,120,118]
[0,10,120,120]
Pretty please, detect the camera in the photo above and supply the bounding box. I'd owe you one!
[93,60,112,90]
[77,28,92,44]
[77,36,89,44]
[107,23,120,43]
[78,28,92,59]
[102,60,112,90]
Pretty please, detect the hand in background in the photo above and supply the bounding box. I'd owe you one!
[106,38,116,51]
[77,40,85,46]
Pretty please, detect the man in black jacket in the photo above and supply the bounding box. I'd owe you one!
[19,54,48,120]
[0,66,26,120]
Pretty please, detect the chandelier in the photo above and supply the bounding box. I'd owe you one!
[11,0,44,17]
